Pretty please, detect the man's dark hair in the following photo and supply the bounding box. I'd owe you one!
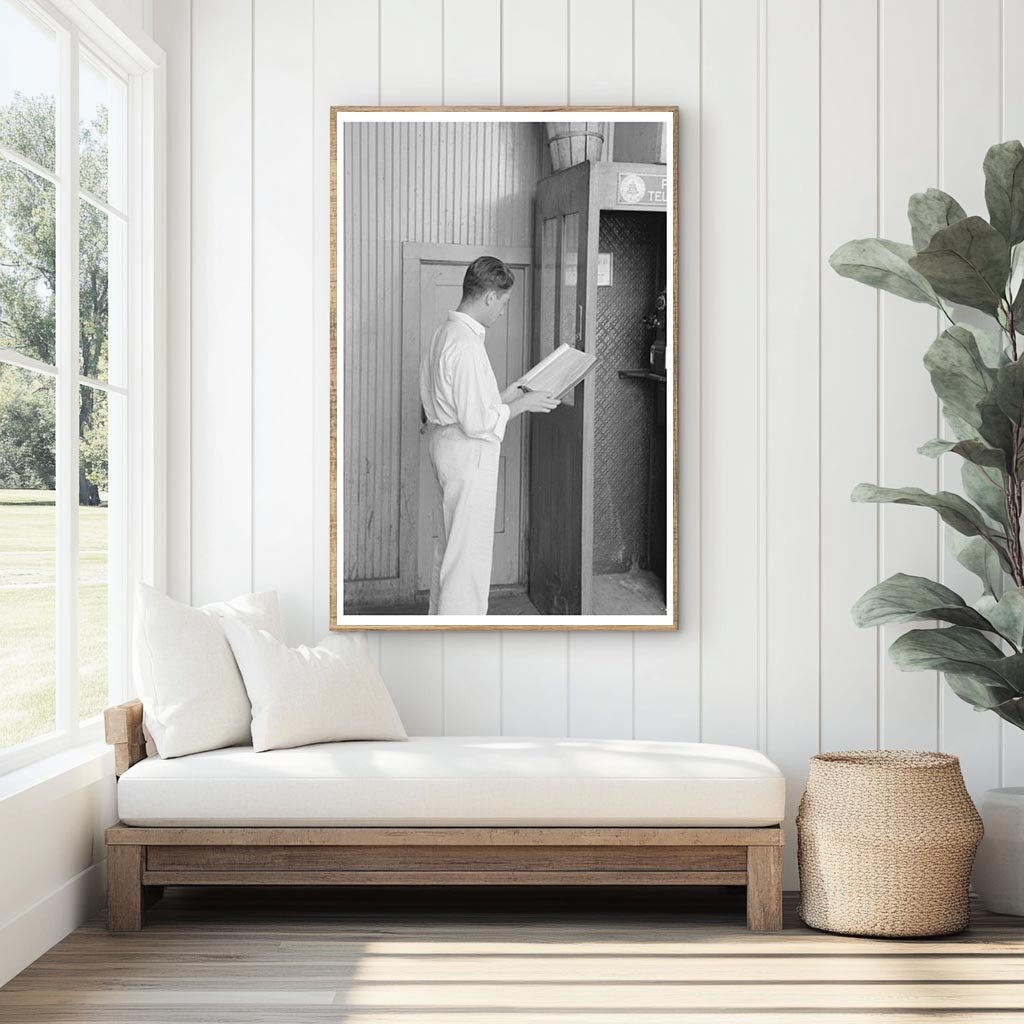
[461,256,515,302]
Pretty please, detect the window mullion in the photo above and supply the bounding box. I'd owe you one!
[55,23,81,735]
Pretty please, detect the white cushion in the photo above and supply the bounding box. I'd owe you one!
[133,584,283,759]
[222,621,407,752]
[116,736,786,827]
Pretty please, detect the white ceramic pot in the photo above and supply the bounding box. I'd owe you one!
[973,787,1024,916]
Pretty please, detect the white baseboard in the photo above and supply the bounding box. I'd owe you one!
[0,859,107,987]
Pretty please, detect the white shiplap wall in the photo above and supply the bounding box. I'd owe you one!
[153,0,1024,886]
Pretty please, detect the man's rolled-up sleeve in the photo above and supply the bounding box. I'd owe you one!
[449,343,510,443]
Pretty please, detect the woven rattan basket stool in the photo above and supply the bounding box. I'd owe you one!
[796,751,983,937]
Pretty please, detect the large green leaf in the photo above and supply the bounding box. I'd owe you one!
[942,406,983,441]
[962,461,1009,527]
[993,357,1024,423]
[852,573,994,630]
[851,483,1010,557]
[923,325,996,427]
[909,216,1011,314]
[966,321,1011,368]
[977,589,1024,649]
[889,626,1024,701]
[944,671,1024,715]
[908,188,968,251]
[918,437,1007,470]
[950,532,1004,596]
[830,238,944,307]
[984,140,1024,246]
[977,391,1016,459]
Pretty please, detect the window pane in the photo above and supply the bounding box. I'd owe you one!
[0,158,56,364]
[80,203,124,383]
[0,362,56,750]
[0,0,57,173]
[79,384,112,723]
[79,50,126,209]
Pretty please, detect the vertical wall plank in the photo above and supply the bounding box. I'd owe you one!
[502,633,569,735]
[568,634,635,738]
[444,638,502,734]
[568,0,633,104]
[380,634,445,734]
[500,0,571,735]
[1002,0,1024,786]
[376,0,446,722]
[381,0,443,105]
[313,0,379,647]
[699,0,760,750]
[938,0,1002,796]
[631,0,701,743]
[153,0,190,604]
[764,0,821,886]
[252,0,315,645]
[439,0,504,735]
[502,0,568,104]
[878,0,940,751]
[443,0,500,105]
[819,0,879,754]
[189,0,252,605]
[566,0,636,729]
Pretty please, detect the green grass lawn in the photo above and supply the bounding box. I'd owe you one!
[0,489,109,751]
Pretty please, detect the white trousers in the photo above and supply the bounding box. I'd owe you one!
[426,423,500,615]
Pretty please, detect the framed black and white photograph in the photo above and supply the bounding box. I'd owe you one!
[330,107,678,630]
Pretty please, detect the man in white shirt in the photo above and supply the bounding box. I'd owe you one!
[420,256,558,615]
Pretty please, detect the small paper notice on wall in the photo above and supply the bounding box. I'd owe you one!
[597,252,613,286]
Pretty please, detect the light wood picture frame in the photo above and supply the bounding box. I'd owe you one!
[330,106,679,631]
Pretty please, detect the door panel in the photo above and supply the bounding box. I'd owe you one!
[416,262,528,591]
[528,162,595,615]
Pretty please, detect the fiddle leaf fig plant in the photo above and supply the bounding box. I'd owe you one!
[831,140,1024,731]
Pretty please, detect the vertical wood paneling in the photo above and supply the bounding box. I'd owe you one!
[630,0,704,741]
[252,0,315,646]
[764,0,820,884]
[444,636,502,734]
[1002,0,1024,786]
[499,0,571,732]
[189,0,252,605]
[438,1,505,737]
[565,0,636,736]
[878,0,941,751]
[632,0,700,743]
[502,0,568,104]
[165,0,1021,898]
[153,0,190,604]
[568,634,634,738]
[377,0,446,717]
[381,0,443,105]
[312,0,379,642]
[938,0,1002,796]
[501,633,569,735]
[568,0,633,104]
[819,0,879,753]
[379,633,445,734]
[699,0,761,750]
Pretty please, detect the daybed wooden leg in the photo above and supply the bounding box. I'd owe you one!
[107,845,145,931]
[746,845,783,932]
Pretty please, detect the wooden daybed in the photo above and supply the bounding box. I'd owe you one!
[104,699,785,932]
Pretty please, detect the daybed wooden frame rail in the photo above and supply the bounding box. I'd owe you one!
[104,700,784,932]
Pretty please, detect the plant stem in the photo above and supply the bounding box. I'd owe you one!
[1006,306,1024,587]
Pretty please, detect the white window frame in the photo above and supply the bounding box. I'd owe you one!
[0,0,165,776]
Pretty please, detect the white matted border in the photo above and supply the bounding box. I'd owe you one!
[330,107,678,631]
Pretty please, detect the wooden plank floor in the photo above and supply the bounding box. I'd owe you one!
[3,885,1024,1022]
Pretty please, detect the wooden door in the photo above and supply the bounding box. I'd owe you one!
[413,259,530,592]
[528,161,596,615]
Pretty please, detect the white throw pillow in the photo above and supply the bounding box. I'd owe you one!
[222,621,407,752]
[133,583,283,758]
